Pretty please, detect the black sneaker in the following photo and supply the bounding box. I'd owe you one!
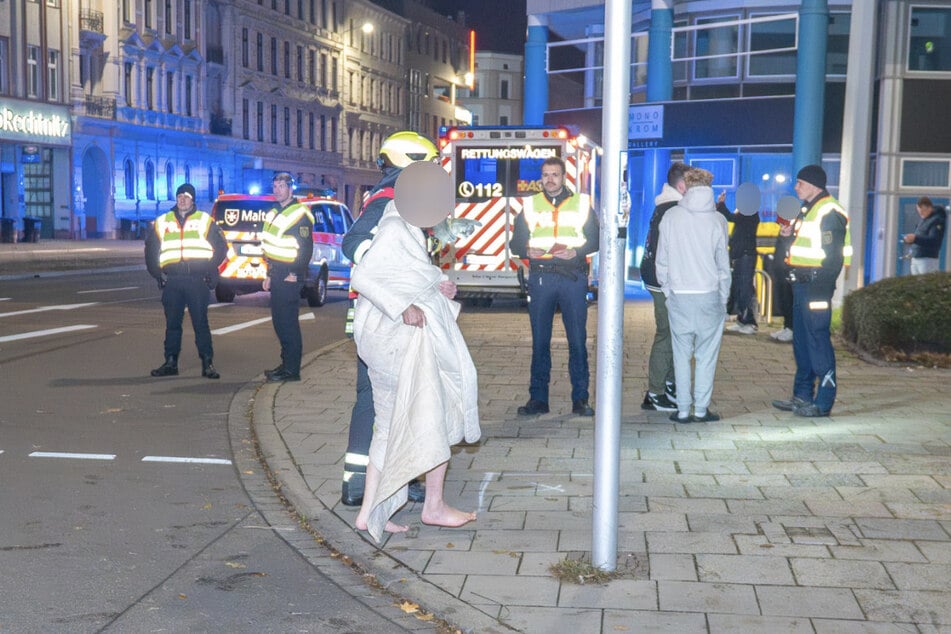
[793,404,830,418]
[517,399,549,416]
[691,411,721,423]
[642,392,677,412]
[665,381,677,401]
[772,396,810,412]
[572,399,594,416]
[341,474,365,507]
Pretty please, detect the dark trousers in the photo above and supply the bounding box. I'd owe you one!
[344,355,374,474]
[162,275,212,359]
[731,254,757,326]
[791,282,837,412]
[527,270,590,403]
[270,278,303,373]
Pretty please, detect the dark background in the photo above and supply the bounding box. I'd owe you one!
[429,0,528,53]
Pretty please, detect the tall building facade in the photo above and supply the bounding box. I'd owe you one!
[460,51,524,126]
[526,0,951,285]
[0,0,72,239]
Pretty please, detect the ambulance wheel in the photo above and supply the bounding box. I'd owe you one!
[304,271,328,307]
[215,284,236,303]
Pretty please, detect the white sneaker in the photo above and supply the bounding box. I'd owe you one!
[772,327,793,342]
[727,323,757,335]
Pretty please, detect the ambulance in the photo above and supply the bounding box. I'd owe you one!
[436,125,600,302]
[211,193,354,306]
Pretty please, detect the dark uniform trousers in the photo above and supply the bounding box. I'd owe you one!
[527,269,590,404]
[270,277,304,374]
[791,281,837,412]
[163,274,213,359]
[343,356,374,479]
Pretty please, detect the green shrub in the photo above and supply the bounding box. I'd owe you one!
[842,272,951,364]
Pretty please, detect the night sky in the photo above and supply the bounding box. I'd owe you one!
[431,0,528,54]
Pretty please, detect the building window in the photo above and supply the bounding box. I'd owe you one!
[242,28,249,68]
[256,101,264,141]
[320,53,327,87]
[296,109,303,147]
[909,8,951,71]
[694,17,739,80]
[47,50,59,101]
[185,75,193,116]
[146,67,155,109]
[297,46,304,81]
[218,168,224,194]
[208,167,215,201]
[271,37,278,75]
[308,49,316,84]
[284,107,290,145]
[184,163,191,184]
[270,104,277,143]
[320,114,326,150]
[256,33,264,71]
[27,46,39,98]
[242,99,250,139]
[124,159,136,199]
[284,41,291,79]
[500,78,509,100]
[331,57,338,91]
[0,38,8,94]
[331,116,337,152]
[499,115,509,126]
[145,159,155,200]
[747,14,796,77]
[308,112,315,149]
[124,62,134,105]
[165,70,174,112]
[165,0,173,34]
[166,162,175,199]
[145,0,153,29]
[183,0,192,39]
[901,159,950,187]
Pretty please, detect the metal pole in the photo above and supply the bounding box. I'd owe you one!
[592,0,632,572]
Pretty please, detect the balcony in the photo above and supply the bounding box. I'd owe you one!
[80,8,103,33]
[85,95,116,119]
[210,114,232,136]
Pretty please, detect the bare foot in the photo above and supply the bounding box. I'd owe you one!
[355,514,409,534]
[421,504,476,528]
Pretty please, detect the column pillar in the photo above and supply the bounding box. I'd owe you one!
[523,14,549,125]
[792,0,829,172]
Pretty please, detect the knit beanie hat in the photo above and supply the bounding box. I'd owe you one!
[175,183,196,199]
[796,164,826,189]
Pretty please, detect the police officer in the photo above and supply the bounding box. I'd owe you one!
[262,172,314,382]
[512,156,599,417]
[337,131,438,506]
[772,164,852,417]
[146,182,227,379]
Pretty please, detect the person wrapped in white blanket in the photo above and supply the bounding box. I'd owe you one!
[350,198,481,542]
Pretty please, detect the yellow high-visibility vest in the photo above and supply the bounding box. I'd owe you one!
[154,210,216,268]
[522,191,591,251]
[261,201,314,263]
[788,196,853,268]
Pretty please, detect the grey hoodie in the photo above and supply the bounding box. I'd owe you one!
[655,185,731,305]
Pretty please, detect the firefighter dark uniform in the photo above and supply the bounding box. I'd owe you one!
[512,175,599,417]
[262,183,314,382]
[773,165,852,417]
[145,183,227,379]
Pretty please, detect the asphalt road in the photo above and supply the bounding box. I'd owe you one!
[0,268,412,633]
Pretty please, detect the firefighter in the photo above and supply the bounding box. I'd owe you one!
[262,172,314,382]
[772,164,852,417]
[512,156,599,417]
[146,182,228,379]
[338,130,438,507]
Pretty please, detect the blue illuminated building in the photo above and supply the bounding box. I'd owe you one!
[524,0,951,284]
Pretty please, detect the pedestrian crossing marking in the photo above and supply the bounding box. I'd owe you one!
[211,311,313,335]
[0,302,98,319]
[0,324,97,343]
[29,451,116,460]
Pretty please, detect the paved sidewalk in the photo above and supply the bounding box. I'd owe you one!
[256,300,951,633]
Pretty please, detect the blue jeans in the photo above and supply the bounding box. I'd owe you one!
[792,282,836,412]
[527,270,590,403]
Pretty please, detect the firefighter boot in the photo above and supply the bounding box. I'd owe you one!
[201,356,220,380]
[151,355,179,377]
[341,471,366,507]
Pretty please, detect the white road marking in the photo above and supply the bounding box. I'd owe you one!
[478,471,496,512]
[212,311,313,335]
[77,286,139,294]
[142,456,232,465]
[29,451,116,460]
[0,324,97,343]
[208,303,233,309]
[0,298,10,302]
[0,302,98,319]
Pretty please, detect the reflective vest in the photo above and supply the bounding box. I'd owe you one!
[787,195,853,268]
[522,191,591,251]
[261,200,314,263]
[154,210,216,268]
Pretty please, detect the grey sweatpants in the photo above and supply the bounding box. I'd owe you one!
[666,291,725,415]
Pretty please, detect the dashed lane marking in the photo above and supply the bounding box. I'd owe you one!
[0,324,97,343]
[77,286,139,294]
[212,311,314,335]
[142,456,232,465]
[0,302,99,319]
[29,451,116,460]
[0,298,10,302]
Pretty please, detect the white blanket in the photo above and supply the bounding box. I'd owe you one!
[350,202,481,542]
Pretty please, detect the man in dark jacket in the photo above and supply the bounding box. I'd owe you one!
[903,196,946,275]
[145,183,228,379]
[717,191,760,335]
[638,162,688,411]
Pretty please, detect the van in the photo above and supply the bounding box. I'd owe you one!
[210,193,354,306]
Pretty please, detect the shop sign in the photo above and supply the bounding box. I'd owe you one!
[0,98,71,144]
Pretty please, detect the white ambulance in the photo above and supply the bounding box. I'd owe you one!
[436,126,600,303]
